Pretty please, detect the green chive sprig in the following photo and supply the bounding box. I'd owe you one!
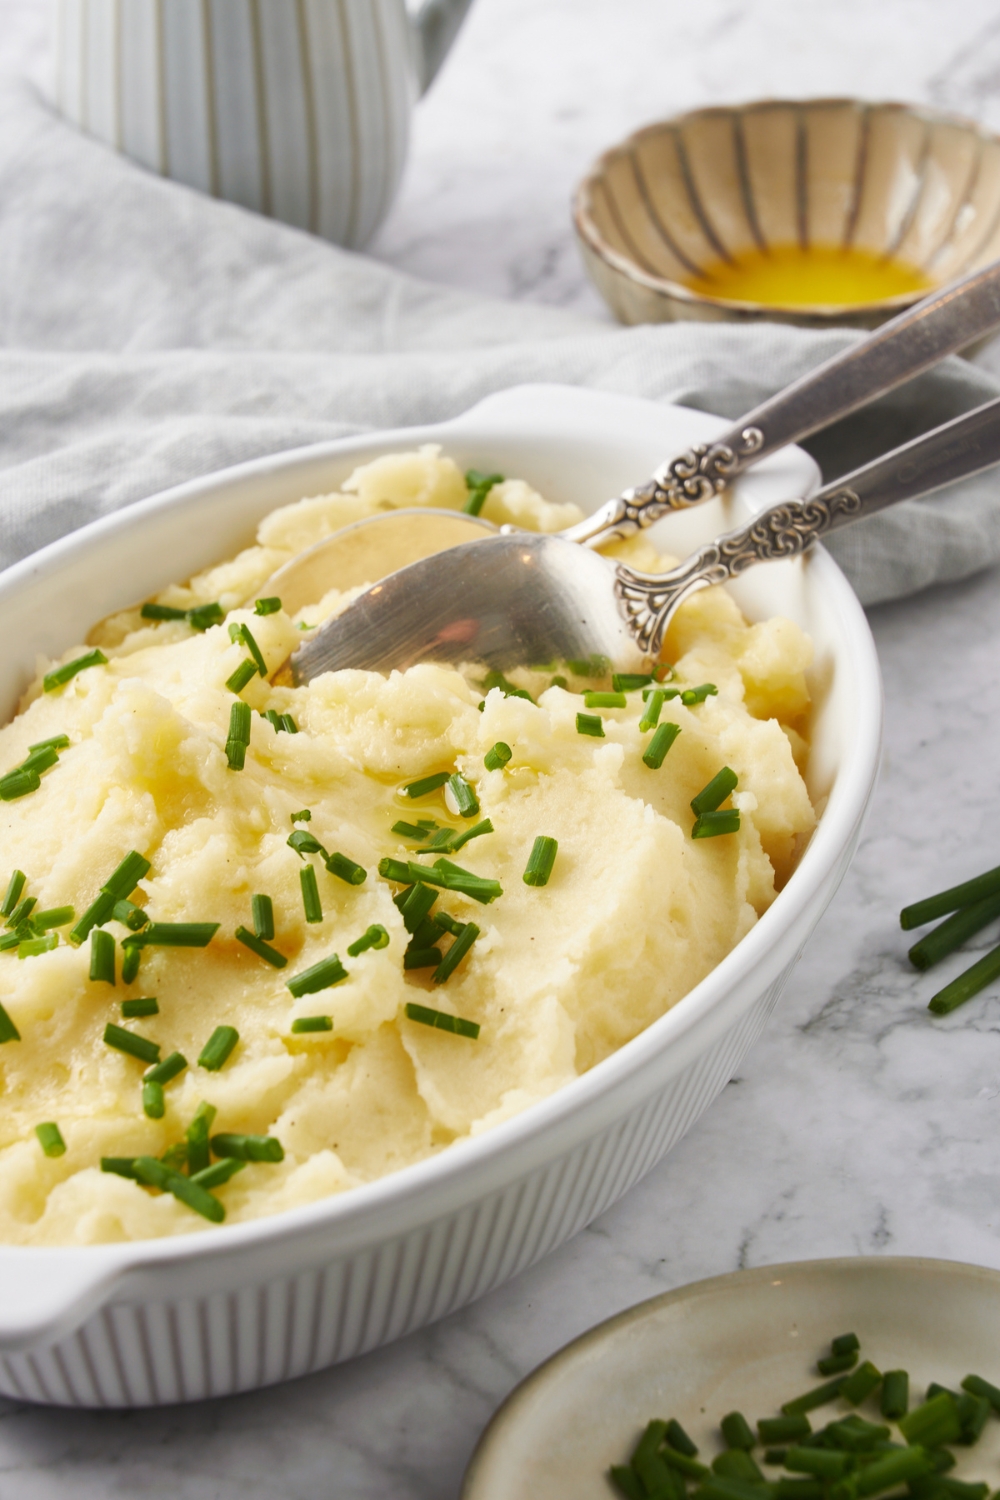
[70,850,151,945]
[386,858,502,905]
[325,851,367,886]
[198,1025,239,1071]
[291,809,311,823]
[484,742,512,771]
[433,922,479,983]
[613,674,653,692]
[186,1102,217,1175]
[1,871,26,918]
[226,659,257,695]
[481,669,534,702]
[691,768,739,816]
[111,899,147,931]
[18,933,58,958]
[693,810,741,839]
[901,864,1000,930]
[43,649,107,693]
[90,928,116,985]
[643,722,681,769]
[347,924,389,957]
[291,1015,333,1033]
[143,1080,165,1118]
[129,922,219,948]
[448,773,480,819]
[584,691,626,709]
[576,712,605,738]
[928,942,1000,1016]
[251,894,274,941]
[682,683,718,705]
[31,906,74,932]
[104,1023,160,1065]
[448,818,494,854]
[236,925,287,968]
[141,600,223,631]
[288,829,325,858]
[226,700,252,768]
[908,893,1000,971]
[404,772,450,799]
[232,622,267,677]
[144,1051,187,1087]
[404,1001,480,1038]
[392,820,430,841]
[35,1122,66,1158]
[300,866,323,923]
[121,942,142,984]
[211,1132,284,1163]
[286,954,348,997]
[640,691,666,731]
[464,469,504,516]
[255,597,281,615]
[191,1159,245,1190]
[0,1001,20,1044]
[523,836,558,888]
[404,947,442,970]
[133,1156,224,1222]
[122,997,158,1017]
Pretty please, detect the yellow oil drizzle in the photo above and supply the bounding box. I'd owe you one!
[683,244,933,307]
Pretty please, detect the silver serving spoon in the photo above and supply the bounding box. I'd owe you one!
[265,258,1000,618]
[290,396,1000,680]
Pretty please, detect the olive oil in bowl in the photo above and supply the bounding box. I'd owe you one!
[683,244,932,309]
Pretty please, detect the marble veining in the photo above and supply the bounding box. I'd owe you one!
[1,1,1000,1496]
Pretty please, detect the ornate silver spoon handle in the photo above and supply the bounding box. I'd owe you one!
[616,393,1000,659]
[564,257,1000,550]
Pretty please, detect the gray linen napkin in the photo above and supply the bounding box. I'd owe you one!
[2,80,1000,606]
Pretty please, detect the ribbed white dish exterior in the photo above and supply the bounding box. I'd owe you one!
[55,0,417,247]
[0,386,881,1407]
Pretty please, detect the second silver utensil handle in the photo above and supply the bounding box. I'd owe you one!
[616,393,1000,657]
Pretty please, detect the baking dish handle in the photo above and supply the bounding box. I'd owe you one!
[0,1248,133,1353]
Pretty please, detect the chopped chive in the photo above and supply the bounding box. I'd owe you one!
[8,896,36,927]
[190,1159,245,1190]
[251,894,274,941]
[576,712,604,738]
[291,809,311,823]
[404,772,451,799]
[142,1080,165,1118]
[32,906,74,932]
[198,1025,239,1071]
[449,819,494,854]
[121,997,158,1018]
[255,597,282,616]
[144,1051,187,1086]
[263,708,282,732]
[824,1415,890,1450]
[29,735,70,753]
[288,829,326,858]
[841,1361,882,1405]
[405,859,502,905]
[185,1101,217,1175]
[643,685,680,701]
[35,1122,66,1157]
[928,941,1000,1015]
[721,1412,756,1450]
[324,851,367,886]
[291,1014,333,1033]
[0,929,24,951]
[133,1156,225,1222]
[549,676,568,690]
[211,1132,284,1163]
[121,941,142,984]
[713,1451,765,1484]
[300,866,323,923]
[957,1392,990,1445]
[783,1448,851,1479]
[404,947,443,969]
[379,857,411,884]
[141,602,188,621]
[481,669,536,702]
[831,1333,860,1356]
[660,1447,709,1480]
[235,623,267,677]
[160,1142,191,1171]
[280,714,298,734]
[908,892,1000,970]
[612,673,653,692]
[639,691,666,731]
[225,737,247,771]
[227,698,252,746]
[783,1375,851,1415]
[186,602,225,631]
[0,769,40,801]
[927,1382,959,1401]
[0,1000,20,1043]
[401,882,438,933]
[105,851,151,900]
[961,1373,1000,1412]
[818,1350,859,1376]
[286,954,348,997]
[43,649,107,693]
[691,767,739,815]
[419,827,455,853]
[411,917,445,949]
[18,745,59,776]
[851,1446,933,1494]
[898,1393,961,1447]
[583,691,627,709]
[523,835,558,887]
[763,1450,788,1467]
[434,911,465,936]
[433,921,480,983]
[567,655,611,679]
[104,1023,160,1065]
[111,899,147,931]
[664,1420,698,1458]
[447,772,480,819]
[132,922,219,948]
[464,469,504,516]
[90,927,116,985]
[1,871,25,918]
[693,809,741,839]
[681,682,718,705]
[759,1416,812,1444]
[901,864,1000,930]
[609,1464,645,1500]
[643,722,681,769]
[347,924,389,957]
[484,742,512,772]
[18,933,58,958]
[880,1369,909,1419]
[392,820,430,840]
[101,1157,140,1179]
[226,659,257,696]
[404,1001,480,1038]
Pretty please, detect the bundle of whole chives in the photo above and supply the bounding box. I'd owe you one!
[291,1015,333,1033]
[523,836,558,888]
[484,742,512,772]
[198,1026,239,1071]
[643,722,681,769]
[286,954,348,997]
[254,597,282,616]
[447,773,480,819]
[226,700,252,768]
[133,1156,225,1222]
[929,942,1000,1015]
[464,469,504,516]
[211,1132,285,1163]
[300,866,323,923]
[121,997,158,1018]
[576,712,605,738]
[325,851,367,886]
[35,1122,66,1158]
[691,767,739,816]
[404,1001,480,1038]
[901,864,1000,930]
[908,892,1000,971]
[43,649,108,693]
[347,924,389,957]
[251,894,274,941]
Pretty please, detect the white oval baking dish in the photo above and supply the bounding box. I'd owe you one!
[0,385,881,1407]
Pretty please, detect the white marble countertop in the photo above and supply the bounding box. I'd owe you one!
[2,2,1000,1497]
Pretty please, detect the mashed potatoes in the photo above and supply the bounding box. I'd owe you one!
[0,448,815,1244]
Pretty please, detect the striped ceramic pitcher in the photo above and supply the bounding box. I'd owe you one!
[55,0,474,247]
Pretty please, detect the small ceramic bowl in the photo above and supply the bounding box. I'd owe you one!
[573,98,1000,329]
